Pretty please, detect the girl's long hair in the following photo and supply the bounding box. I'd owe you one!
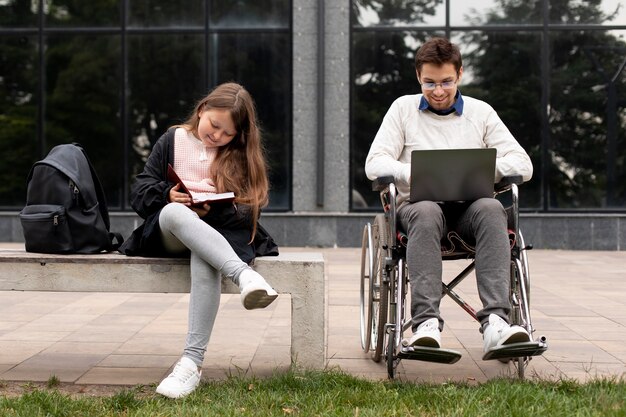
[179,82,269,240]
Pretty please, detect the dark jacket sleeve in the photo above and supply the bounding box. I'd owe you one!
[130,129,174,219]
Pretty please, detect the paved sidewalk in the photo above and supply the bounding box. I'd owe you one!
[1,245,625,387]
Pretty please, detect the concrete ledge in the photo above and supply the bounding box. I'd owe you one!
[0,250,327,369]
[3,211,626,249]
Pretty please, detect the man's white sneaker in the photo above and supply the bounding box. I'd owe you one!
[482,313,531,353]
[156,356,201,399]
[239,269,278,310]
[407,317,441,348]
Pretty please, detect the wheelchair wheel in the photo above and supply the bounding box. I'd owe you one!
[359,223,374,352]
[371,215,389,363]
[359,215,388,360]
[385,258,406,379]
[508,232,532,378]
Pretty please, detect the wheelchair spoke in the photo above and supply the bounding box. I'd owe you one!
[359,224,373,351]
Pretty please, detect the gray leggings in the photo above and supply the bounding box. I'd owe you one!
[397,198,511,331]
[159,202,249,367]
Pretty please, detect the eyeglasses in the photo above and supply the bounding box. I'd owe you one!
[420,80,457,90]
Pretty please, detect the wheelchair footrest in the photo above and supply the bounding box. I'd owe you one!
[482,340,548,361]
[398,346,462,364]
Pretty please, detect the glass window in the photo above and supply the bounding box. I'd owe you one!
[210,0,290,29]
[128,0,204,27]
[548,30,626,209]
[213,33,291,209]
[549,0,626,25]
[44,34,123,207]
[351,30,438,209]
[0,0,37,27]
[351,0,445,27]
[450,0,541,26]
[0,0,292,212]
[0,35,38,207]
[44,0,120,27]
[453,31,543,209]
[127,34,205,186]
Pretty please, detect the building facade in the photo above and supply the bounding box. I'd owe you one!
[1,0,625,249]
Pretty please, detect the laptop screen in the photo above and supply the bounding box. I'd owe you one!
[409,148,496,203]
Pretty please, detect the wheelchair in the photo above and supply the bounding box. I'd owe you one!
[359,175,547,379]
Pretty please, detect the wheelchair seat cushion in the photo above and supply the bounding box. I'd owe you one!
[396,229,516,260]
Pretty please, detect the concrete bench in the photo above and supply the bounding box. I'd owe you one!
[0,249,326,369]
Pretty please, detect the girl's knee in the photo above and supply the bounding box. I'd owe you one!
[159,202,198,230]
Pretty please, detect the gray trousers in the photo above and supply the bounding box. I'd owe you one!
[397,198,511,332]
[159,202,250,367]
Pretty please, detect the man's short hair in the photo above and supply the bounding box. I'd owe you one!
[415,37,463,76]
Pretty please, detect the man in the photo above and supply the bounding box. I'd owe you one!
[365,37,532,354]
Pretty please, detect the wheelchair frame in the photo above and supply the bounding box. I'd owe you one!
[360,176,547,379]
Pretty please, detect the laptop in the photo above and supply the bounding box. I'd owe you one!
[409,148,496,202]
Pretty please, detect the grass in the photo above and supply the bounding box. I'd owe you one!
[1,368,625,417]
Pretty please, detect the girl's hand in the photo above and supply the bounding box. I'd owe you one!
[191,203,211,217]
[169,183,192,205]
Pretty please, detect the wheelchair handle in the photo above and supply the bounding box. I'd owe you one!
[372,175,395,191]
[374,175,523,192]
[495,175,524,192]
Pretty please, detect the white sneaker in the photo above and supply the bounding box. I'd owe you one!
[156,356,201,399]
[239,269,278,310]
[407,318,441,348]
[482,313,531,352]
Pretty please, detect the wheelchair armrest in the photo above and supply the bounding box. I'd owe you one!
[495,175,523,193]
[372,175,395,191]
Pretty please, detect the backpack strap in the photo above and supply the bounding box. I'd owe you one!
[72,142,112,231]
[73,144,126,250]
[109,232,124,251]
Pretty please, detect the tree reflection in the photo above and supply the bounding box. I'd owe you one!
[0,1,291,210]
[353,0,441,26]
[0,35,38,207]
[462,0,625,208]
[44,35,123,206]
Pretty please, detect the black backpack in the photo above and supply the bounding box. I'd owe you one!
[19,143,123,254]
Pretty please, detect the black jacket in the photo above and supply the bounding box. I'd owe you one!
[118,128,278,264]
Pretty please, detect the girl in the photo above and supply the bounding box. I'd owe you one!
[120,82,278,398]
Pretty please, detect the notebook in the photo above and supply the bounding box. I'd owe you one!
[409,148,496,203]
[167,164,235,206]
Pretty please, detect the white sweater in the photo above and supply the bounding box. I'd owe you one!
[365,94,533,204]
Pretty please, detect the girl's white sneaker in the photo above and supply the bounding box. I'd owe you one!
[239,269,278,310]
[156,357,201,399]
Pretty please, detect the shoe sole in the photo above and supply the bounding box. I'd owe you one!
[409,336,441,349]
[242,289,278,310]
[485,329,531,352]
[500,331,531,346]
[156,385,196,399]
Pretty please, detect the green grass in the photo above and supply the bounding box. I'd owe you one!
[1,368,625,417]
